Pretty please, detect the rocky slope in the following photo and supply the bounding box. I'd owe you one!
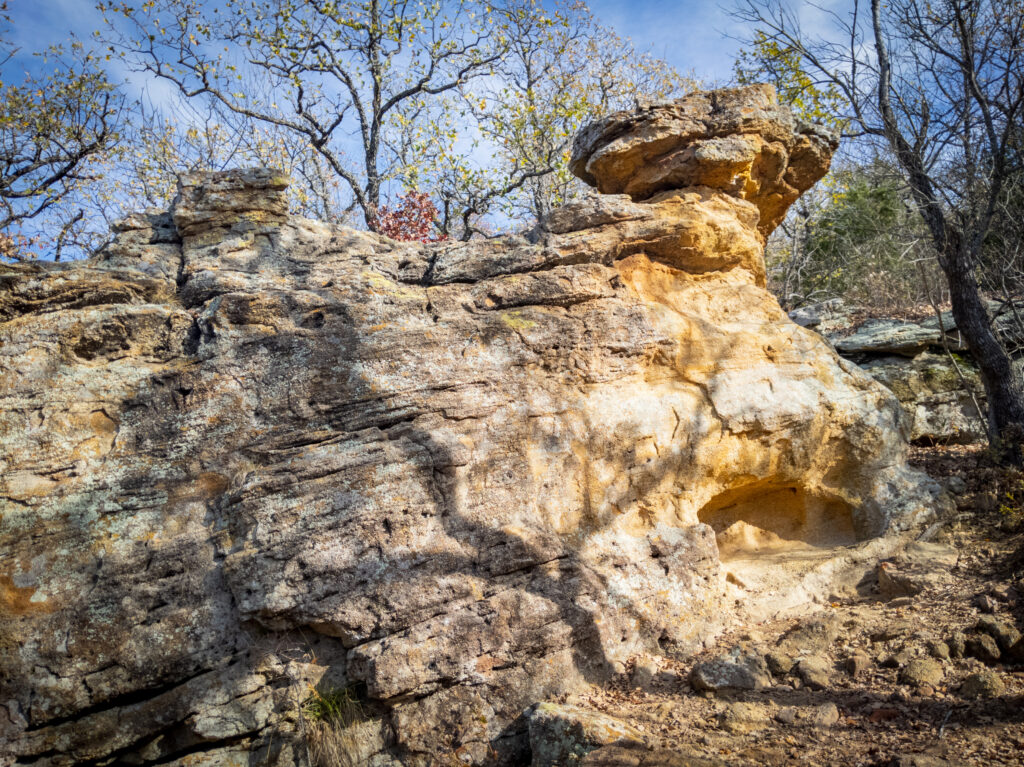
[0,85,946,766]
[525,445,1024,767]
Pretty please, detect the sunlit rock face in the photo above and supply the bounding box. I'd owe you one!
[0,86,943,766]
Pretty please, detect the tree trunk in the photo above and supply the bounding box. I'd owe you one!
[944,243,1024,451]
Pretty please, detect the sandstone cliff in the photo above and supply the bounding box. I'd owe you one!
[0,85,945,766]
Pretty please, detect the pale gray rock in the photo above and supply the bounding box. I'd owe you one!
[526,702,644,766]
[541,194,655,235]
[788,298,847,330]
[859,353,986,444]
[921,299,1024,352]
[832,319,941,357]
[690,652,771,692]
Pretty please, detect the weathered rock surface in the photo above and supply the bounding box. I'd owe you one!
[570,84,838,236]
[774,702,839,728]
[784,300,989,444]
[960,670,1006,698]
[832,319,941,358]
[690,652,771,692]
[899,658,944,688]
[526,702,645,766]
[1,86,944,766]
[859,354,986,444]
[787,298,847,331]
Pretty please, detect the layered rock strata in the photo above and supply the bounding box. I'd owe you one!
[0,86,944,766]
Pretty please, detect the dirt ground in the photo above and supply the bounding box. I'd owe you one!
[552,445,1024,767]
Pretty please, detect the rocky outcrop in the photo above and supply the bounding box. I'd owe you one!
[833,319,942,358]
[859,354,986,444]
[789,299,989,444]
[0,86,944,766]
[569,84,839,237]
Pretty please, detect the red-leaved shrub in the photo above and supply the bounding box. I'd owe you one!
[372,191,447,243]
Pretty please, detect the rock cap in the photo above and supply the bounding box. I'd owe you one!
[172,167,290,237]
[570,84,838,236]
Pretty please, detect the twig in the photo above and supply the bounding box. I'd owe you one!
[54,209,84,262]
[937,707,952,738]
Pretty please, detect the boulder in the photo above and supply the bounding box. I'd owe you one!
[570,84,839,236]
[921,299,1024,353]
[776,615,840,656]
[526,702,645,766]
[960,670,1006,699]
[926,640,951,661]
[976,616,1023,656]
[787,298,850,331]
[796,656,832,690]
[966,634,1002,665]
[831,319,941,357]
[877,562,929,599]
[764,650,795,676]
[690,652,771,692]
[845,652,872,677]
[947,632,967,659]
[899,658,944,688]
[858,353,985,444]
[0,85,945,765]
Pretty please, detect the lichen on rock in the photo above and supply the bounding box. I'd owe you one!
[0,85,946,766]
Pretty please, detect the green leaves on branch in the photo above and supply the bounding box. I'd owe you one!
[734,31,846,130]
[0,33,123,260]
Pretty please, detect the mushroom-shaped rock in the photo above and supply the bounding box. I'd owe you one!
[569,83,838,236]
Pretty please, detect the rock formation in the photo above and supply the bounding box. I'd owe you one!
[0,86,946,766]
[791,301,989,444]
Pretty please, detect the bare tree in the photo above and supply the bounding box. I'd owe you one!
[400,0,696,239]
[99,0,508,230]
[735,0,1024,452]
[0,5,123,260]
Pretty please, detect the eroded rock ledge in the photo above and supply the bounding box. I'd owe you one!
[0,86,945,766]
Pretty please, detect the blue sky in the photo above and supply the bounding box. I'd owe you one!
[5,0,746,86]
[587,0,743,85]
